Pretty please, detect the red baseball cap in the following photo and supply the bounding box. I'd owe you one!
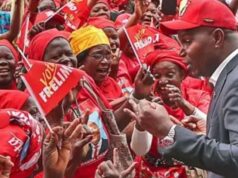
[160,0,237,34]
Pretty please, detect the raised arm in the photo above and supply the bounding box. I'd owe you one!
[0,0,24,42]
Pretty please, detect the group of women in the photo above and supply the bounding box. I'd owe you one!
[0,0,215,177]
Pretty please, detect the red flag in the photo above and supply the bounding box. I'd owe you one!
[125,24,159,60]
[59,0,89,30]
[109,0,128,9]
[21,60,83,115]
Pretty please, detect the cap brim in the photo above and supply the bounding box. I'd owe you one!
[160,20,200,34]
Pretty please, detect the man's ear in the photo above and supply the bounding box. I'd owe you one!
[212,28,225,48]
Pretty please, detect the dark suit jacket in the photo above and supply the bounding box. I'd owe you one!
[160,54,238,178]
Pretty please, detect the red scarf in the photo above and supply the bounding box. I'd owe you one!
[0,90,29,110]
[0,109,43,178]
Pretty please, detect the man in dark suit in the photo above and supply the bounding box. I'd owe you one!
[125,0,238,177]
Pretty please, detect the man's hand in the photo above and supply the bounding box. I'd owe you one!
[0,155,14,178]
[124,99,174,138]
[182,116,206,134]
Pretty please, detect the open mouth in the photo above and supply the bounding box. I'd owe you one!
[97,68,109,76]
[111,44,118,53]
[142,17,153,25]
[0,68,10,75]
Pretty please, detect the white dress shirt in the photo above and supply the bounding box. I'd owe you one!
[209,49,238,87]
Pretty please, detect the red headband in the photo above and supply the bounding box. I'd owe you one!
[145,49,188,73]
[28,28,70,61]
[0,40,19,62]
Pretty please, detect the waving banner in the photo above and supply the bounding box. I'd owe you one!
[21,60,83,115]
[124,24,159,61]
[46,0,89,30]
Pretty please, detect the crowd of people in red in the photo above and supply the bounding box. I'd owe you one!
[0,0,238,177]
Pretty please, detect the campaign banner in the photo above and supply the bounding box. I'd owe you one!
[47,0,88,30]
[21,60,83,115]
[125,24,159,60]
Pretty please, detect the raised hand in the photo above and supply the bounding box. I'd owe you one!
[124,99,174,138]
[163,84,184,108]
[0,155,14,178]
[95,149,136,178]
[43,119,84,178]
[135,0,150,18]
[65,111,93,178]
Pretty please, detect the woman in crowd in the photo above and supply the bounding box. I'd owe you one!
[90,0,111,20]
[27,27,139,177]
[70,25,123,102]
[131,49,211,178]
[0,40,19,89]
[0,109,43,178]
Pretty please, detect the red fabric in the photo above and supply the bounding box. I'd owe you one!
[115,13,131,29]
[0,90,29,110]
[135,83,211,177]
[0,109,43,178]
[22,60,85,115]
[120,53,140,83]
[97,0,110,7]
[77,74,111,109]
[117,59,133,95]
[153,82,211,120]
[17,10,65,54]
[0,40,19,62]
[61,0,90,31]
[98,76,123,102]
[87,17,115,29]
[145,49,188,73]
[182,76,213,95]
[153,30,180,51]
[35,10,65,25]
[160,0,236,34]
[72,75,110,178]
[28,28,70,61]
[134,137,187,178]
[53,0,61,8]
[125,25,158,60]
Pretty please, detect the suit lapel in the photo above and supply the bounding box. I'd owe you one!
[207,54,238,133]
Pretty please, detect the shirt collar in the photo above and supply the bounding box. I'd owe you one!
[209,49,238,87]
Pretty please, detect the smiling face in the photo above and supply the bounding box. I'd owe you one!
[90,2,110,19]
[44,37,77,67]
[178,27,221,77]
[141,3,160,27]
[82,45,112,85]
[0,46,16,89]
[152,61,184,101]
[103,27,120,53]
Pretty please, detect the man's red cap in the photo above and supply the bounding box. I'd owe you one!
[160,0,237,34]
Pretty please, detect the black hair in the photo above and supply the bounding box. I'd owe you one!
[76,49,89,68]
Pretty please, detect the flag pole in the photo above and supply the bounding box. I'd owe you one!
[21,75,54,133]
[123,26,142,67]
[16,46,32,71]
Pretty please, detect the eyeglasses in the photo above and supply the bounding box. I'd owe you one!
[88,53,112,61]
